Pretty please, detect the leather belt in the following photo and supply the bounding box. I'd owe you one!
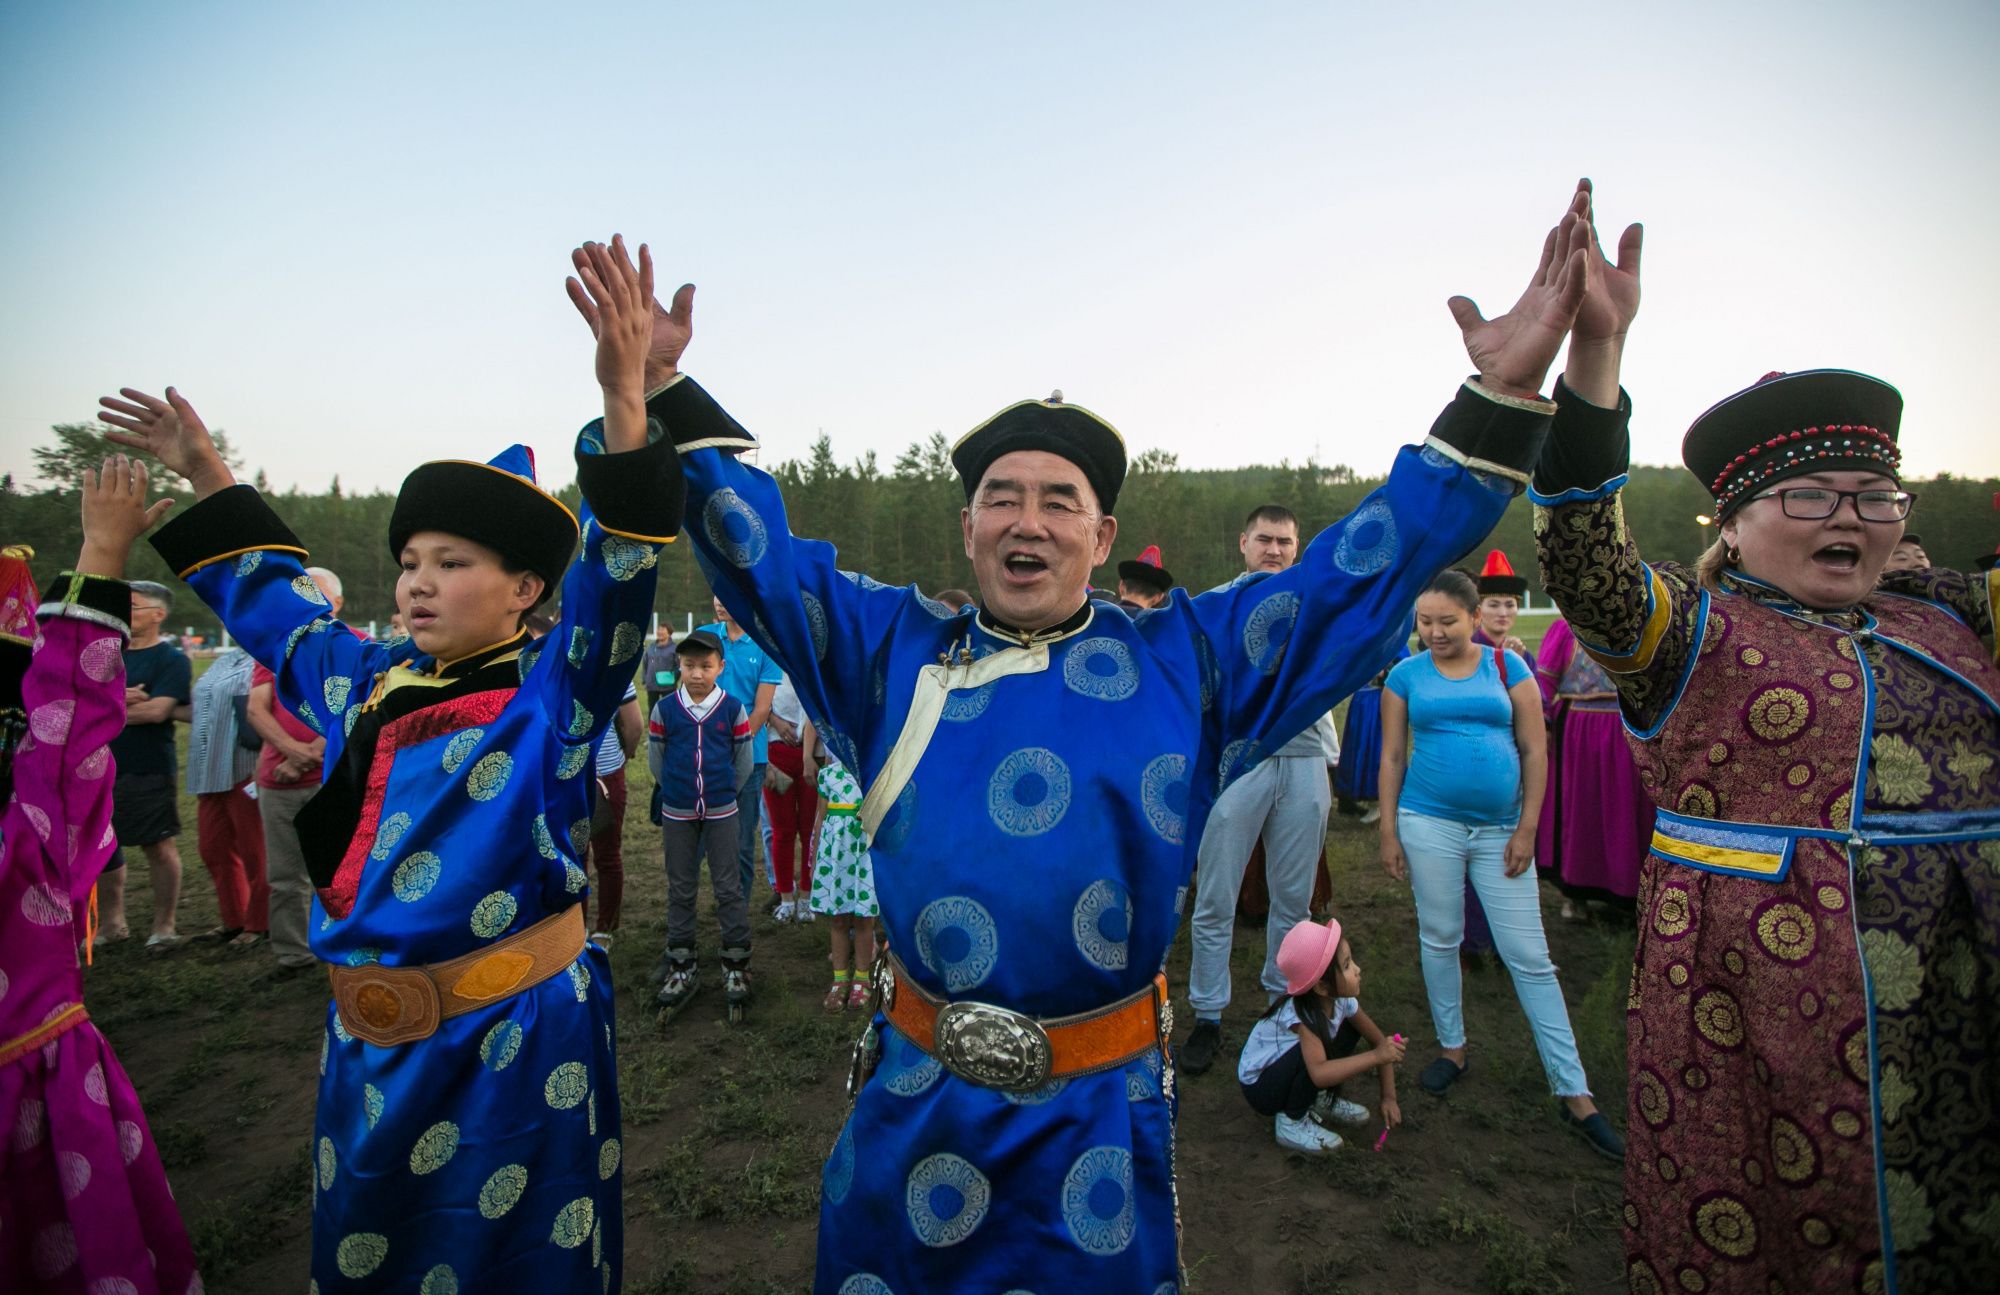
[329,904,587,1047]
[879,951,1171,1091]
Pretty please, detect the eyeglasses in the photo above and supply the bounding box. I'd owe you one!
[1750,487,1915,522]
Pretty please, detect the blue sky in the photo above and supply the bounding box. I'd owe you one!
[4,1,1996,496]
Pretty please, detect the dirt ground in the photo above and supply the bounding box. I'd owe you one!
[89,761,1633,1295]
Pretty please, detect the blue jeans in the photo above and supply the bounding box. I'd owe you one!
[736,763,766,898]
[1398,808,1590,1097]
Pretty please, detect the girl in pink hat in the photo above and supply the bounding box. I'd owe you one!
[1237,917,1406,1154]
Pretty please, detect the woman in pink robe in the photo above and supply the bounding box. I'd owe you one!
[1,460,199,1293]
[1532,616,1651,912]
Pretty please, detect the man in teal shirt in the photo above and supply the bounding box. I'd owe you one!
[699,594,781,899]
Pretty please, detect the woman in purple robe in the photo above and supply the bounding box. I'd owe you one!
[1,460,199,1295]
[1533,180,1997,1294]
[1531,616,1651,915]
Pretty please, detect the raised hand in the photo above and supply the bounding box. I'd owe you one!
[77,455,175,578]
[1447,187,1591,399]
[565,235,656,393]
[1563,178,1642,405]
[646,283,695,391]
[1571,178,1642,347]
[98,388,236,499]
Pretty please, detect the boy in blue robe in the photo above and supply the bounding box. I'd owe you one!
[617,189,1602,1292]
[100,237,678,1292]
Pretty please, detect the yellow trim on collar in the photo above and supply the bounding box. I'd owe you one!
[176,544,311,579]
[597,525,679,545]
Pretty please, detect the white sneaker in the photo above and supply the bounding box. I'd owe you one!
[795,904,816,923]
[1360,806,1382,824]
[773,899,795,923]
[1312,1093,1372,1127]
[1275,1113,1342,1155]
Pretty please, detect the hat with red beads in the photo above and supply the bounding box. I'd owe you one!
[1682,370,1903,519]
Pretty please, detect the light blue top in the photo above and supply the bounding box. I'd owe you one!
[698,620,785,762]
[1386,646,1532,825]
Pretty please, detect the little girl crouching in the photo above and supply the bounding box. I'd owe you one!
[1238,917,1405,1154]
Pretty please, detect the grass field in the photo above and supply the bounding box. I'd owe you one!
[84,671,1633,1294]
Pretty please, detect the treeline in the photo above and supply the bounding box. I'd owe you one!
[5,423,1996,639]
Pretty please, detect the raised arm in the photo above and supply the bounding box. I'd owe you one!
[619,285,939,784]
[110,388,385,743]
[1529,181,1702,733]
[528,235,684,750]
[11,458,172,915]
[1189,185,1594,770]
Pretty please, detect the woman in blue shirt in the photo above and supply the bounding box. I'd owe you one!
[1378,569,1622,1160]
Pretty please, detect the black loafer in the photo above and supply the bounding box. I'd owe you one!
[1559,1105,1626,1161]
[1418,1056,1467,1096]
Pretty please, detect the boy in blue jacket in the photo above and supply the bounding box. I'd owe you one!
[648,628,753,1011]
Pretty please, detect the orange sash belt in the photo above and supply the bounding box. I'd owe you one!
[328,904,587,1047]
[0,1002,90,1068]
[881,951,1170,1090]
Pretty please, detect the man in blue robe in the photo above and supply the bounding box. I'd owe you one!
[635,196,1596,1292]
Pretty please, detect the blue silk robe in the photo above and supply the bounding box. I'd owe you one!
[149,424,678,1293]
[648,374,1550,1293]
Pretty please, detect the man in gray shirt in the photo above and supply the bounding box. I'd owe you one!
[1180,504,1340,1074]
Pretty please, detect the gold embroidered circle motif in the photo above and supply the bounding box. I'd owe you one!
[1741,1157,1764,1186]
[1707,742,1730,766]
[1654,888,1692,938]
[1722,949,1746,976]
[1677,1266,1707,1292]
[1668,962,1690,987]
[1770,1115,1817,1185]
[1747,687,1811,742]
[1815,884,1847,913]
[1693,1194,1758,1259]
[1678,784,1717,816]
[1657,1154,1679,1182]
[1630,1260,1666,1295]
[1638,1069,1671,1128]
[1829,1109,1863,1139]
[1784,763,1812,788]
[1624,1202,1641,1229]
[1693,989,1745,1048]
[1800,1216,1832,1247]
[1755,903,1815,962]
[1827,671,1855,690]
[1737,646,1765,667]
[478,1164,528,1218]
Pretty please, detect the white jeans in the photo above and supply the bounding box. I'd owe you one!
[1399,808,1590,1097]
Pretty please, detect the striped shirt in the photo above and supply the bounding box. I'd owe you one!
[185,648,261,795]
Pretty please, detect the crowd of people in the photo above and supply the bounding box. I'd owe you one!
[2,178,1994,1295]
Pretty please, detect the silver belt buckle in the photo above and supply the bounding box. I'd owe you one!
[933,1000,1054,1090]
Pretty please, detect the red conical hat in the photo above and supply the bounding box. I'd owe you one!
[1476,548,1527,597]
[1116,544,1174,591]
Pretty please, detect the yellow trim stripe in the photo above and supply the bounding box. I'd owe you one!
[951,398,1127,455]
[597,525,679,545]
[177,544,310,579]
[1985,568,1999,666]
[1650,831,1786,877]
[1582,566,1673,675]
[425,460,581,534]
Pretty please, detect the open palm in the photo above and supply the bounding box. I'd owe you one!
[1572,178,1643,345]
[1448,188,1591,396]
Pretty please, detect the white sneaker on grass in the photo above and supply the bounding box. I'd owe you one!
[1275,1113,1343,1155]
[773,899,795,923]
[1312,1092,1373,1127]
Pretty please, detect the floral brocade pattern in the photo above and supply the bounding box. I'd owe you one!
[1539,490,2000,1294]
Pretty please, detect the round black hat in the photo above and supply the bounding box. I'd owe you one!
[953,392,1127,514]
[1683,370,1903,519]
[389,445,579,602]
